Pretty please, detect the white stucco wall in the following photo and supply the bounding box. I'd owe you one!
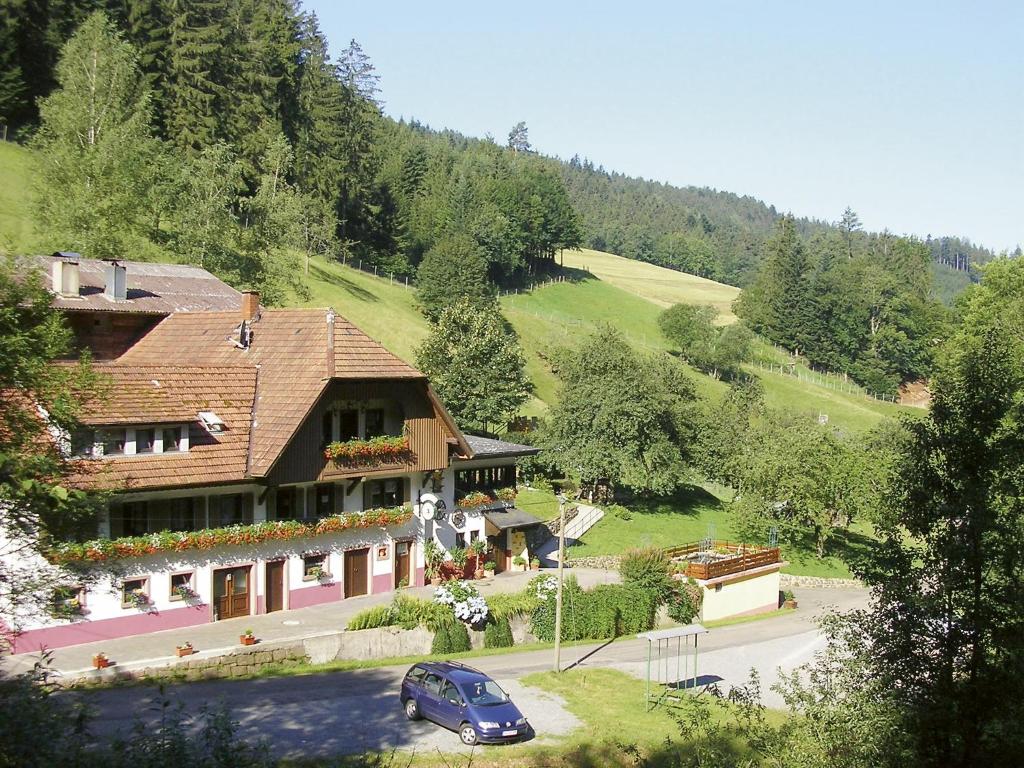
[699,568,781,622]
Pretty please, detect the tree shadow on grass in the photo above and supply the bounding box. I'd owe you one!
[309,263,380,303]
[623,485,725,519]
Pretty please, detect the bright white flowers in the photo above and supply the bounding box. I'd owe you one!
[434,580,489,624]
[533,574,558,599]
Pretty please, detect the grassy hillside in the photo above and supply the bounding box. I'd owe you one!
[560,247,741,320]
[0,142,38,253]
[299,256,906,432]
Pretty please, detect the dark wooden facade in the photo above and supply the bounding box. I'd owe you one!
[267,379,453,486]
[66,311,162,360]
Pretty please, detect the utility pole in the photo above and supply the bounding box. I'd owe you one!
[553,493,567,672]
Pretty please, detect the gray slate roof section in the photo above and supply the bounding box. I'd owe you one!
[32,255,242,314]
[481,506,544,530]
[463,434,540,459]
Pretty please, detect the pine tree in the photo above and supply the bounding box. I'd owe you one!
[839,206,862,259]
[124,0,173,132]
[507,121,530,153]
[165,0,230,152]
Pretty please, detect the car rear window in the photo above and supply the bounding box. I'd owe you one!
[423,672,442,694]
[406,665,427,683]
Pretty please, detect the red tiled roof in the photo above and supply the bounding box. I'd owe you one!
[69,366,257,491]
[116,308,423,477]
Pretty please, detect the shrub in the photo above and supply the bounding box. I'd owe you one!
[620,547,675,604]
[345,604,395,631]
[606,503,633,521]
[531,575,586,642]
[392,594,445,630]
[667,579,703,624]
[487,590,538,622]
[431,619,471,654]
[483,616,514,648]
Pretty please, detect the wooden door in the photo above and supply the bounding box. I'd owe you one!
[344,548,369,598]
[214,566,251,620]
[265,560,284,613]
[394,540,411,588]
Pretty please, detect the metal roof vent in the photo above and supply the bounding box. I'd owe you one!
[51,252,81,297]
[198,411,226,432]
[104,260,127,301]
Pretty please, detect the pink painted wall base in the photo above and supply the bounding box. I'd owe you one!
[12,603,209,654]
[288,582,341,610]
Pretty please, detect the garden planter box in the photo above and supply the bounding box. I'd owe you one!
[783,599,798,610]
[175,646,194,657]
[92,654,111,669]
[240,635,257,646]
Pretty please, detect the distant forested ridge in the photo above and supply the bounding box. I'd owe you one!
[0,0,1005,303]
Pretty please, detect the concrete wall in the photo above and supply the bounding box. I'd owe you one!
[700,568,781,622]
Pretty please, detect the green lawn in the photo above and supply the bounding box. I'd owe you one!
[567,484,861,580]
[560,247,741,320]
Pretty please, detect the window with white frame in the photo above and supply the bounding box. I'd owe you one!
[121,577,150,609]
[302,553,328,580]
[170,571,195,601]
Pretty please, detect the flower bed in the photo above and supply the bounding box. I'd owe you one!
[47,505,413,565]
[456,491,494,509]
[434,579,489,624]
[323,435,410,464]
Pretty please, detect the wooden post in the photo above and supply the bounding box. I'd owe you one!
[554,494,567,672]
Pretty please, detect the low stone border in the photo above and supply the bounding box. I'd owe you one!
[780,574,864,589]
[564,555,621,570]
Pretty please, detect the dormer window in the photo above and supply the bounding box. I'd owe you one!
[136,428,155,454]
[101,429,125,456]
[77,425,190,458]
[162,427,182,452]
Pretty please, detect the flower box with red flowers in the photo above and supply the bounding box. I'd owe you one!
[323,435,410,465]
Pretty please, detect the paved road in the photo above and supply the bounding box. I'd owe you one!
[67,587,867,759]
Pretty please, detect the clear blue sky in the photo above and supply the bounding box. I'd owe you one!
[309,0,1022,251]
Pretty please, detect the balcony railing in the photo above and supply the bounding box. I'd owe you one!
[664,540,781,581]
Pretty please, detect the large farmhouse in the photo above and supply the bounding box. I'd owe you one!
[6,254,540,653]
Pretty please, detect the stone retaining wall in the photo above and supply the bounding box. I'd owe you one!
[780,574,864,589]
[565,555,621,570]
[74,642,309,686]
[73,616,540,687]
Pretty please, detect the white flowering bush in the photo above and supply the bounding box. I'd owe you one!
[532,574,558,600]
[434,579,489,625]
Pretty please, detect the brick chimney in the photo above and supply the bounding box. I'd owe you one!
[241,291,260,321]
[326,309,336,378]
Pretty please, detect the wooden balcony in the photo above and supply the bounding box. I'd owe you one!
[663,540,781,581]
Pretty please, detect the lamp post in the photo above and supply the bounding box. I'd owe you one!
[553,492,567,672]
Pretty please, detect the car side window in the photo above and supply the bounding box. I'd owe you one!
[441,680,462,705]
[423,673,442,695]
[406,666,427,683]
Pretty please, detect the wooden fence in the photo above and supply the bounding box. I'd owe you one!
[663,541,781,581]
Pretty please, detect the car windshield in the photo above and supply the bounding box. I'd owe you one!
[464,679,509,706]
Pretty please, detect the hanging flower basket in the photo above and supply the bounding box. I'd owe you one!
[323,435,410,465]
[457,491,493,509]
[48,505,413,565]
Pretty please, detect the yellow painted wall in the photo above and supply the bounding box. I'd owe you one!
[700,569,780,622]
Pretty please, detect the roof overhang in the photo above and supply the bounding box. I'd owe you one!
[481,506,544,531]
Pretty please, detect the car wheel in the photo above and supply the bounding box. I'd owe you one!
[459,723,478,746]
[404,698,421,721]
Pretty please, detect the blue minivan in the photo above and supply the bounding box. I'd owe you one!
[400,661,531,746]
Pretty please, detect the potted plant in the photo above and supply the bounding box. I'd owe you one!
[450,546,469,578]
[782,589,798,610]
[470,540,487,579]
[175,642,194,657]
[424,539,444,586]
[512,555,527,572]
[483,560,496,578]
[530,556,541,571]
[92,652,111,669]
[240,628,257,646]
